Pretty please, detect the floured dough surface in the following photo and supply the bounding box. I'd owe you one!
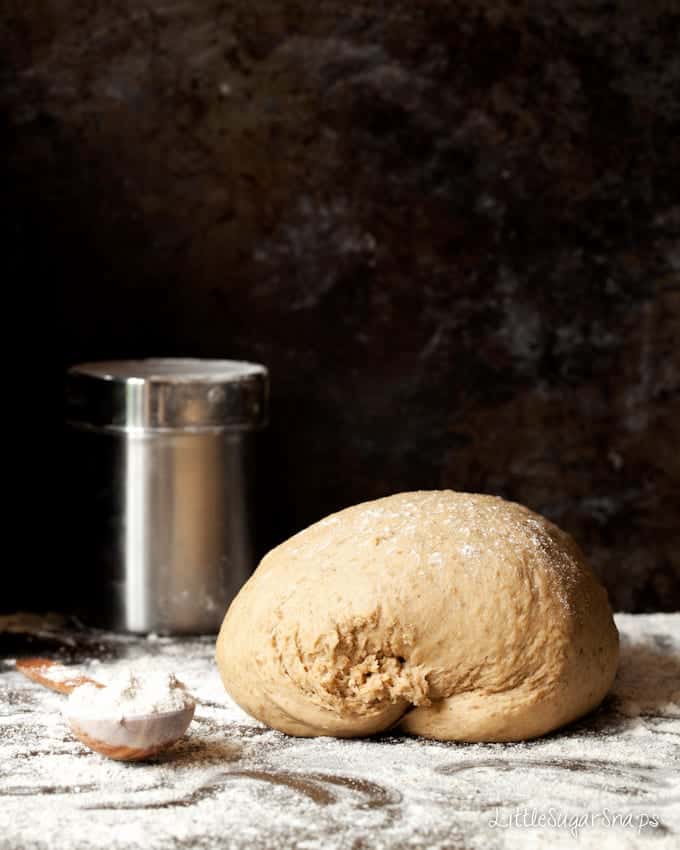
[216,491,619,742]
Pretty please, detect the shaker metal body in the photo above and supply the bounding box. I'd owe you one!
[65,359,268,634]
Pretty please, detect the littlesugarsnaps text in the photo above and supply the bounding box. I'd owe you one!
[489,807,660,839]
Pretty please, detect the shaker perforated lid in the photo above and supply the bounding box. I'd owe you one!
[66,358,268,430]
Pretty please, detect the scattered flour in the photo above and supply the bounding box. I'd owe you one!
[35,663,83,684]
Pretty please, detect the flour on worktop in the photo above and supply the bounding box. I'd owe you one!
[1,614,679,850]
[613,614,680,717]
[28,662,82,684]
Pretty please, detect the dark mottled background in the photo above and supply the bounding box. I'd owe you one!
[2,1,679,613]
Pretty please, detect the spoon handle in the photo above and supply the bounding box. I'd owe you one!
[16,658,104,695]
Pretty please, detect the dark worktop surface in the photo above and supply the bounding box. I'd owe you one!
[1,612,678,849]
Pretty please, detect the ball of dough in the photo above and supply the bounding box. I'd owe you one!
[216,491,619,742]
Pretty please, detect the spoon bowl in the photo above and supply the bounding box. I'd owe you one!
[66,704,196,761]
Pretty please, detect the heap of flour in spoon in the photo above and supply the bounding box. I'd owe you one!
[66,669,195,721]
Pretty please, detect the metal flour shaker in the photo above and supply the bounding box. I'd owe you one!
[65,358,268,634]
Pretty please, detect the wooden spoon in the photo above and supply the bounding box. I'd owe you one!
[16,657,195,761]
